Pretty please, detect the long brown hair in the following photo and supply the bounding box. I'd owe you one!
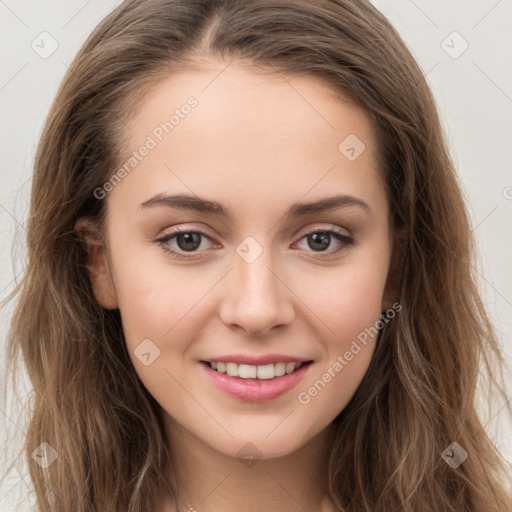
[3,0,511,510]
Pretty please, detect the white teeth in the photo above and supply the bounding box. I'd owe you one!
[285,362,296,374]
[226,362,238,377]
[274,362,286,377]
[208,361,305,379]
[257,364,275,380]
[238,364,257,378]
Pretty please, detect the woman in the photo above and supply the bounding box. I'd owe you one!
[3,0,511,510]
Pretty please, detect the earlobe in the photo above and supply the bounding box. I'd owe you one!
[75,218,119,310]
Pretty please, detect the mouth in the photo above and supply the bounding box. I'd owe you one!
[199,360,314,402]
[201,360,311,380]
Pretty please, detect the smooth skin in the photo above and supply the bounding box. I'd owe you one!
[78,60,396,512]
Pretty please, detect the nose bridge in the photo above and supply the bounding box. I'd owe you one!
[219,239,295,335]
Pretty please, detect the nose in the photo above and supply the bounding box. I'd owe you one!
[219,249,295,337]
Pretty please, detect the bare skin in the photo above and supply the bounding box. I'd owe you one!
[78,60,395,512]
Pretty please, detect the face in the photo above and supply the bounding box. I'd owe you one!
[84,61,394,461]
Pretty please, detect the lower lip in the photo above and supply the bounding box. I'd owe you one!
[200,361,313,402]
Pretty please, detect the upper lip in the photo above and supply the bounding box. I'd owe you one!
[201,354,313,366]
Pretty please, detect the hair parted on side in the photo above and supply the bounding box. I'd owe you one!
[2,0,511,510]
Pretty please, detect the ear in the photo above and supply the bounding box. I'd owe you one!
[75,218,119,310]
[382,230,404,311]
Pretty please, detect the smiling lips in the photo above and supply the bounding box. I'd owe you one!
[199,355,313,401]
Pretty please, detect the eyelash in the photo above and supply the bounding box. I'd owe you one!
[153,226,354,260]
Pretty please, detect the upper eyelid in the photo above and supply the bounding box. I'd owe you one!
[156,223,351,240]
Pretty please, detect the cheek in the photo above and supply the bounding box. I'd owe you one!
[114,263,213,352]
[107,225,214,345]
[114,265,213,412]
[293,287,383,427]
[291,251,389,414]
[299,251,390,347]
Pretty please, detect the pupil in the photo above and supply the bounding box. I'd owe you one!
[177,232,201,251]
[308,232,329,251]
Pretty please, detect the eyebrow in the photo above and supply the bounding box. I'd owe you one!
[139,193,371,218]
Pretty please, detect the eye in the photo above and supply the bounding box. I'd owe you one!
[294,227,354,259]
[153,225,354,260]
[154,227,215,259]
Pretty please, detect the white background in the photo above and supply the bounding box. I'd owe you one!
[1,1,511,509]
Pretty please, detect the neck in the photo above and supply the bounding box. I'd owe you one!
[160,415,337,512]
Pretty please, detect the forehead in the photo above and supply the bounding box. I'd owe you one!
[109,62,386,219]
